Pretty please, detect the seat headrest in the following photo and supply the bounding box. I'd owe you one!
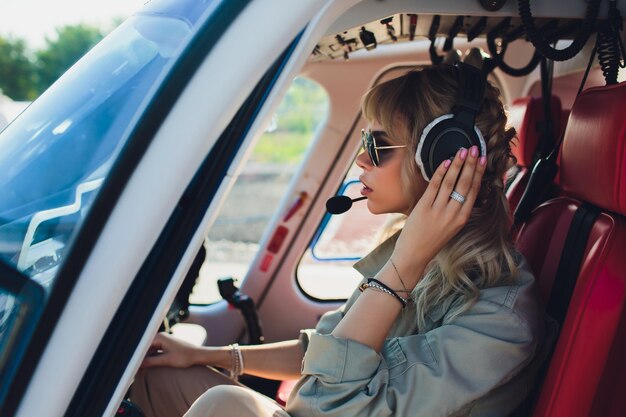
[560,82,626,215]
[508,96,562,167]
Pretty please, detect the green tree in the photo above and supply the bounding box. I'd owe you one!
[274,77,329,133]
[0,36,37,100]
[35,24,104,93]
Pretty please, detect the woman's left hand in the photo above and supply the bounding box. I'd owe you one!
[392,145,487,285]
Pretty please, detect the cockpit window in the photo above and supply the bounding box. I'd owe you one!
[0,2,208,291]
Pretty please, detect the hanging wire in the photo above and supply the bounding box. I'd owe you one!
[595,0,626,85]
[486,32,543,76]
[518,0,601,61]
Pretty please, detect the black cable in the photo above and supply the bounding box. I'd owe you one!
[546,40,597,161]
[430,38,444,66]
[596,0,625,85]
[485,17,544,76]
[428,15,444,66]
[487,34,543,76]
[467,17,488,42]
[444,16,464,51]
[538,57,555,158]
[608,0,626,69]
[514,30,600,226]
[518,0,601,61]
[574,45,598,116]
[597,27,620,84]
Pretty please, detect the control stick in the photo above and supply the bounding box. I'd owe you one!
[218,277,264,344]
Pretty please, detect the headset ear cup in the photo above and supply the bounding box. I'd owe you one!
[416,115,486,181]
[416,114,454,181]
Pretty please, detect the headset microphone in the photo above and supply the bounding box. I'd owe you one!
[326,196,367,214]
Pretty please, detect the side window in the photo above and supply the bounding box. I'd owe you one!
[189,77,329,304]
[297,160,403,300]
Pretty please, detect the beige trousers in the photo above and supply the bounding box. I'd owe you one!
[131,366,290,417]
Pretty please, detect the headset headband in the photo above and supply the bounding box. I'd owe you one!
[453,63,487,129]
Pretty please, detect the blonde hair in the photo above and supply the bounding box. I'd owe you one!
[362,66,519,330]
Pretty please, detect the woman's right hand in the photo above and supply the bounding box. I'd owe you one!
[141,332,207,369]
[392,146,486,285]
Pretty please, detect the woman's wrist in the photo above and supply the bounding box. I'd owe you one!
[191,345,209,366]
[386,255,427,290]
[370,260,416,297]
[193,345,229,368]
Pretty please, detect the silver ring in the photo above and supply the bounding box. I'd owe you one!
[450,190,466,204]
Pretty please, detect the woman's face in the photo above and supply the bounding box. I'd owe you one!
[356,121,428,216]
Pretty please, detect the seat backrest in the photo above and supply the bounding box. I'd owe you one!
[506,96,563,212]
[514,82,626,417]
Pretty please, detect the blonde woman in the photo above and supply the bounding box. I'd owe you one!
[132,64,551,417]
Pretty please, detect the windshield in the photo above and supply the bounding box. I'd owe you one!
[0,0,210,290]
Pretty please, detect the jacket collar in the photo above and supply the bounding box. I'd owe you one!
[352,231,400,278]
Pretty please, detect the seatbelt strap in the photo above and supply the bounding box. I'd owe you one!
[547,202,600,327]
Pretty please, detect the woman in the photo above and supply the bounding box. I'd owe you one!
[132,65,550,417]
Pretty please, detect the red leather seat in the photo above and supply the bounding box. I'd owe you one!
[506,96,563,212]
[515,82,626,417]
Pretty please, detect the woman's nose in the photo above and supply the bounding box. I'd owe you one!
[356,149,372,169]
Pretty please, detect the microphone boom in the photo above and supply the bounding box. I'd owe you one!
[326,196,367,214]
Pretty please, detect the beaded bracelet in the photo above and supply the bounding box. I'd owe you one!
[228,343,244,380]
[359,278,408,308]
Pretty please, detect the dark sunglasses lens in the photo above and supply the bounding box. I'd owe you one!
[362,131,379,166]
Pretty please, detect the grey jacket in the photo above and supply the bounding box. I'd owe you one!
[286,233,556,417]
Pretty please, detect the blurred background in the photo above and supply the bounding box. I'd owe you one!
[0,0,144,125]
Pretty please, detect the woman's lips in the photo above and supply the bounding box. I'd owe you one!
[360,177,373,195]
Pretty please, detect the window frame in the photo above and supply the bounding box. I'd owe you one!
[189,75,331,306]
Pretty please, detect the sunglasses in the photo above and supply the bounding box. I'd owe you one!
[361,129,407,167]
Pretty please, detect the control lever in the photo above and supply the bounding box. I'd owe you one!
[218,278,264,344]
[116,400,145,417]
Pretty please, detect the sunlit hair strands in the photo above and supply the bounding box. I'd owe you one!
[362,65,519,330]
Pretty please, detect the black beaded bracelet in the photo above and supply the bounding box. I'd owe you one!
[365,278,408,308]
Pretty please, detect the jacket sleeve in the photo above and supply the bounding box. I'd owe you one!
[286,298,541,417]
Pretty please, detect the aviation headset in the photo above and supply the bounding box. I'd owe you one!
[415,62,488,181]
